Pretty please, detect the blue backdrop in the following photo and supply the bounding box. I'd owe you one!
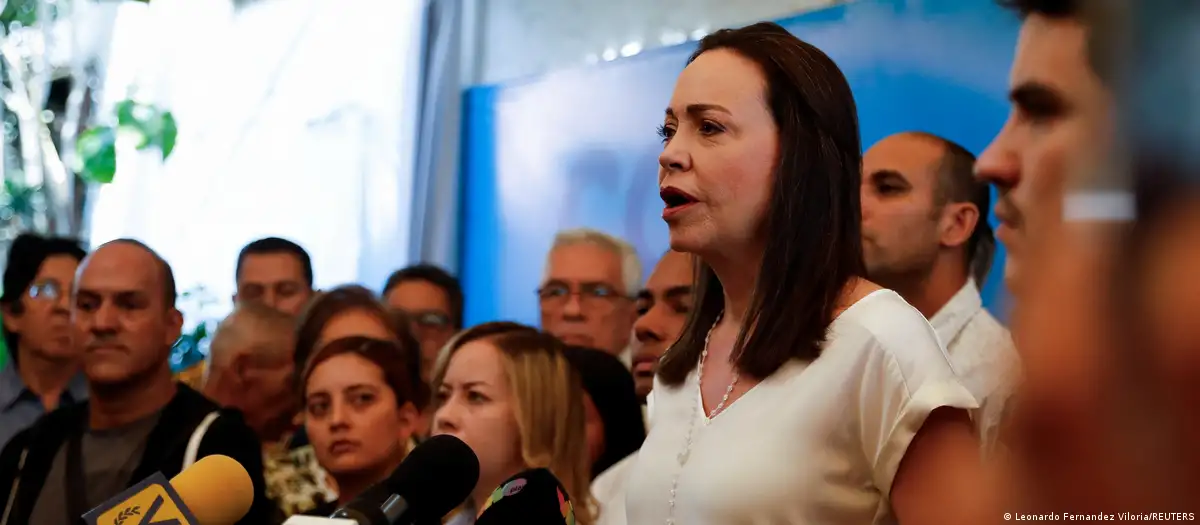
[459,0,1020,327]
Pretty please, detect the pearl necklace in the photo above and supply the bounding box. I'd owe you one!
[666,311,739,525]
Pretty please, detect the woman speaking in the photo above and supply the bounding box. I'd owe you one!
[623,22,988,525]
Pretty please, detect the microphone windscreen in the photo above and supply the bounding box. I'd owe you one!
[169,455,254,525]
[385,434,480,520]
[476,468,576,525]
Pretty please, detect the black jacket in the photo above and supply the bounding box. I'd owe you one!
[0,383,272,525]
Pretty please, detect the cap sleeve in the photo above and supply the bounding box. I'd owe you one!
[856,331,980,498]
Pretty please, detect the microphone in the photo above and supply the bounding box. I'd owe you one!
[330,434,480,524]
[82,454,254,525]
[475,468,577,525]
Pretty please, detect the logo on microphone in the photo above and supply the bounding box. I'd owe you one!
[84,473,198,525]
[503,478,527,497]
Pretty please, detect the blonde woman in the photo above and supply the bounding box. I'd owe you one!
[432,322,596,525]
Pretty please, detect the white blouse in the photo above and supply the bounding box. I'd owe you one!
[624,290,979,524]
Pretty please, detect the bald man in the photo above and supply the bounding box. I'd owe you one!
[861,132,1018,452]
[0,239,272,525]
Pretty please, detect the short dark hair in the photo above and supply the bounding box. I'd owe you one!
[997,0,1080,19]
[236,237,313,288]
[910,132,997,285]
[102,238,178,309]
[998,0,1115,83]
[382,264,464,329]
[294,284,429,409]
[658,22,866,384]
[0,233,87,356]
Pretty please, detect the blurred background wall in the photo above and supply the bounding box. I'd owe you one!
[0,0,1022,362]
[455,0,1018,326]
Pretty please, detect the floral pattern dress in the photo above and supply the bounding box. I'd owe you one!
[264,441,339,517]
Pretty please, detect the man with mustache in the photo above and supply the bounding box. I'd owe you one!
[974,0,1165,514]
[861,131,1018,451]
[0,240,272,525]
[975,0,1113,304]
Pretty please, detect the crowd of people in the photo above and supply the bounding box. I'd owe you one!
[1,0,1195,523]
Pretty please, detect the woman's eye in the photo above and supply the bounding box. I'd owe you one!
[699,121,723,135]
[657,124,675,143]
[307,402,328,418]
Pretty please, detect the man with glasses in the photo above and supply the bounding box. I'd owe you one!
[382,264,463,381]
[0,233,88,452]
[538,228,641,366]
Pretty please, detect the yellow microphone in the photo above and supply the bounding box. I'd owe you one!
[82,455,254,525]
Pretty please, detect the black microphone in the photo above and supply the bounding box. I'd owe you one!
[475,468,577,525]
[330,435,480,525]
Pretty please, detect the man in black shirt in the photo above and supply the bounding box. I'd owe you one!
[0,239,272,525]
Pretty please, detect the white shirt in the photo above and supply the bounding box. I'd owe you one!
[928,279,1019,453]
[624,290,979,525]
[592,453,637,525]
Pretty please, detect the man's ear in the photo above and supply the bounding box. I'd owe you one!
[230,353,251,384]
[1,301,24,334]
[164,308,184,347]
[940,202,979,249]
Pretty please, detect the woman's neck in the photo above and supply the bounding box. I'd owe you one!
[336,446,409,507]
[89,366,177,430]
[15,346,77,410]
[705,247,762,328]
[335,475,375,507]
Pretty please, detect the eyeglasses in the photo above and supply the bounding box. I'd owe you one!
[27,281,65,301]
[537,281,630,310]
[409,311,452,330]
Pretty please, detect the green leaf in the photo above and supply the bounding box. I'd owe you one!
[158,111,177,160]
[114,99,138,127]
[76,126,118,183]
[114,100,177,159]
[2,179,39,220]
[0,0,40,29]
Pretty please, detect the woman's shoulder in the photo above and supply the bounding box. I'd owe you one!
[829,289,951,366]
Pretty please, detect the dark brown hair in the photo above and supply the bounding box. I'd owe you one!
[657,22,865,385]
[295,284,429,409]
[301,336,417,408]
[998,0,1116,85]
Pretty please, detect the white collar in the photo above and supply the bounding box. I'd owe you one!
[928,279,983,345]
